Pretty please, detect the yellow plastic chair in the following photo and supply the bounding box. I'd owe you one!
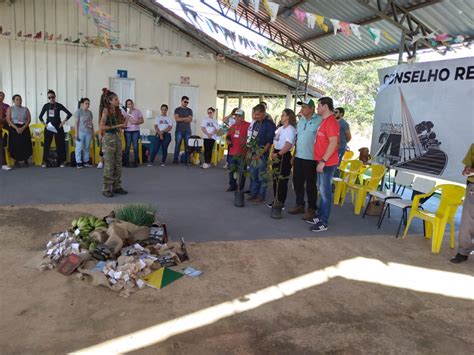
[2,128,14,166]
[333,159,363,205]
[340,164,386,215]
[93,131,102,165]
[403,184,466,253]
[338,150,354,171]
[29,123,45,166]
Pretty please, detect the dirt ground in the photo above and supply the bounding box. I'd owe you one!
[0,204,473,355]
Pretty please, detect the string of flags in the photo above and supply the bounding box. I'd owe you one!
[219,0,469,49]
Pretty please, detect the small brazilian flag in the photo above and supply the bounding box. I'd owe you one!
[142,267,183,289]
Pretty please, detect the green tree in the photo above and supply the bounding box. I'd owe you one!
[261,48,396,129]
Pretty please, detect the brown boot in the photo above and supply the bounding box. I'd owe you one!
[302,208,316,221]
[288,205,305,214]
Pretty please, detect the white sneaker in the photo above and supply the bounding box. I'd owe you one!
[59,164,66,168]
[160,163,165,167]
[1,165,12,171]
[147,163,153,167]
[223,163,228,169]
[97,161,104,169]
[83,163,93,168]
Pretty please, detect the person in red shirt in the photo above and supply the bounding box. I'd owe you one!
[226,109,250,191]
[308,97,340,232]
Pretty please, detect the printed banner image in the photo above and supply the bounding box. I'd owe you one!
[371,57,474,184]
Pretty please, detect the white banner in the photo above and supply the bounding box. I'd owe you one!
[371,57,474,184]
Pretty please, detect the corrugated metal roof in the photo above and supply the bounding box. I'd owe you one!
[223,0,474,63]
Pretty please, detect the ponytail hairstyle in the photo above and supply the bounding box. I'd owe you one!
[78,97,90,109]
[105,91,125,124]
[99,88,109,117]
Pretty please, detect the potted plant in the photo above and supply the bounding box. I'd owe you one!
[269,154,288,219]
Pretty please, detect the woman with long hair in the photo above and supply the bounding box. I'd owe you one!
[123,99,144,167]
[39,89,72,167]
[99,91,128,197]
[96,88,109,169]
[74,98,94,168]
[268,108,297,208]
[200,107,219,169]
[5,94,33,167]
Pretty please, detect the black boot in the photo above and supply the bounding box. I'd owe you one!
[450,253,469,264]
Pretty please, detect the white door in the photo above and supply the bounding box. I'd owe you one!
[109,78,135,107]
[169,84,199,134]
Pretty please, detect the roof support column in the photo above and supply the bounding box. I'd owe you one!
[223,94,228,118]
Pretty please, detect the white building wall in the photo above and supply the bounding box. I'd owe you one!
[0,0,290,135]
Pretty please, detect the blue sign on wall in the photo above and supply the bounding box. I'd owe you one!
[117,70,128,78]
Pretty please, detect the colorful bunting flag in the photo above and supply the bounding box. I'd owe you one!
[229,0,240,10]
[306,13,316,30]
[367,26,381,45]
[293,8,306,24]
[350,24,362,40]
[330,19,340,35]
[249,0,260,12]
[340,22,352,36]
[263,0,279,22]
[316,14,328,32]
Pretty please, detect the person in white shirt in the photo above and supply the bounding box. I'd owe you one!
[201,107,219,169]
[268,108,297,208]
[148,104,173,167]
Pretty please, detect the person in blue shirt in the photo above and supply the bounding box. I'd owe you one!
[247,104,276,204]
[335,107,352,164]
[288,98,322,222]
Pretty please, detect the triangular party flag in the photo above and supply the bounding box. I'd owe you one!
[56,34,62,41]
[238,34,244,46]
[453,35,465,43]
[48,33,54,40]
[330,19,340,35]
[367,26,381,45]
[72,38,80,44]
[115,44,122,49]
[205,18,214,33]
[306,13,316,29]
[263,0,279,22]
[229,0,239,10]
[64,36,71,42]
[249,0,260,12]
[280,6,293,19]
[293,8,306,24]
[142,267,183,289]
[34,31,42,39]
[316,15,328,32]
[23,33,32,38]
[350,24,362,40]
[435,33,450,42]
[340,22,352,36]
[17,30,22,37]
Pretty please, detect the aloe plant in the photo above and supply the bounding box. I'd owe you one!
[115,204,156,226]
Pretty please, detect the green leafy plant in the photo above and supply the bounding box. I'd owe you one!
[115,204,156,226]
[269,154,289,208]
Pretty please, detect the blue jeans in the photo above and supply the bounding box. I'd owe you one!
[124,130,140,165]
[317,165,337,225]
[249,154,269,199]
[150,133,171,163]
[173,130,191,163]
[228,155,246,190]
[75,130,93,164]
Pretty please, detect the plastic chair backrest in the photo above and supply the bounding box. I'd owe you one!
[433,184,466,218]
[364,165,386,190]
[412,177,436,194]
[342,150,354,161]
[141,128,151,136]
[345,160,363,183]
[394,170,415,187]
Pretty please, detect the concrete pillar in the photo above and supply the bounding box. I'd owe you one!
[285,92,293,109]
[238,95,243,108]
[223,94,228,118]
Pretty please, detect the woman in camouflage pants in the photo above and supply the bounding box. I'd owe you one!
[99,91,129,197]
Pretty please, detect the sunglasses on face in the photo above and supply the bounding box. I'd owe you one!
[183,101,189,104]
[48,96,55,99]
[207,111,213,114]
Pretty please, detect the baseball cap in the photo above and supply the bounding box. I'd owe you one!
[296,98,315,108]
[234,109,245,116]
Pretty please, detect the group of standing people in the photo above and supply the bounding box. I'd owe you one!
[224,96,352,233]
